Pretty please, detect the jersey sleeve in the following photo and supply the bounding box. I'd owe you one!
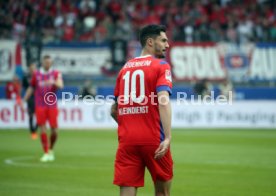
[156,61,173,95]
[55,71,62,80]
[113,70,121,101]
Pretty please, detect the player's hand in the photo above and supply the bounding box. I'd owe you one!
[154,138,170,160]
[44,79,55,86]
[17,98,24,111]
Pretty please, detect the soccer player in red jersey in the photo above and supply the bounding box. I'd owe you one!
[111,25,173,196]
[5,75,22,101]
[23,55,64,162]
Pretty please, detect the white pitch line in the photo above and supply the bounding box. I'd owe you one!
[3,155,105,169]
[4,156,51,168]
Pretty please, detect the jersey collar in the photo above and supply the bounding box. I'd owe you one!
[40,67,53,74]
[134,55,152,59]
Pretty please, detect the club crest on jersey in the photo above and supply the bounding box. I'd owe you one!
[165,70,172,82]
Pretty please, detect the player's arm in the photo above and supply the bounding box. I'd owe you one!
[111,70,121,123]
[23,73,35,102]
[54,73,64,89]
[110,102,118,123]
[155,90,171,159]
[154,61,173,159]
[23,86,34,102]
[158,91,171,141]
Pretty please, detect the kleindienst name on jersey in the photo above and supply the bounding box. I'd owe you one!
[119,106,149,115]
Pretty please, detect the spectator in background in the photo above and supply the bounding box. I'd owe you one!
[237,15,254,43]
[5,75,22,102]
[0,12,13,39]
[219,79,234,100]
[226,19,238,43]
[195,14,210,42]
[209,21,224,42]
[22,63,38,140]
[62,17,75,42]
[183,22,195,43]
[270,22,276,41]
[79,0,96,13]
[12,15,26,42]
[193,78,212,99]
[1,0,276,43]
[80,80,96,99]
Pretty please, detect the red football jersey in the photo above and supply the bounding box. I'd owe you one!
[114,55,172,145]
[31,68,62,107]
[5,82,21,100]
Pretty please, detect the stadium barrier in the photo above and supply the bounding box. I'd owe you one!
[41,42,111,75]
[0,100,275,129]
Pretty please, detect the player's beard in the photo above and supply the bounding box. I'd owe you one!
[154,44,165,59]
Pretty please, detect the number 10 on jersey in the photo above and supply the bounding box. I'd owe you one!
[123,69,145,104]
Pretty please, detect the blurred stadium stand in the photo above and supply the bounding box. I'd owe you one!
[0,0,276,100]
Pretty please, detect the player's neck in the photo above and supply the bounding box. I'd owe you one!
[140,48,154,57]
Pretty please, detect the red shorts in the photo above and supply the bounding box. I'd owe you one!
[113,144,173,187]
[35,107,58,128]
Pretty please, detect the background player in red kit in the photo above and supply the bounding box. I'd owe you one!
[24,55,64,162]
[5,75,22,101]
[111,25,173,196]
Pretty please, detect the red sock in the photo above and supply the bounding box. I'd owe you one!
[40,133,49,153]
[50,132,58,150]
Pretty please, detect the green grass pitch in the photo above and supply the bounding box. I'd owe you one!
[0,129,276,196]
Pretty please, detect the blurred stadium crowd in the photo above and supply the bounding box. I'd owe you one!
[0,0,276,44]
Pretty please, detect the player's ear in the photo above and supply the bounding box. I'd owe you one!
[147,38,154,47]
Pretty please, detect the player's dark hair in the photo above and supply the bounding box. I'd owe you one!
[43,55,51,59]
[139,25,166,47]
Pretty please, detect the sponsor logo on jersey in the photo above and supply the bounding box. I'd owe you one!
[165,69,172,82]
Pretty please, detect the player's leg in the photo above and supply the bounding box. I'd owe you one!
[120,187,137,196]
[36,107,48,152]
[46,127,57,161]
[113,145,145,194]
[142,146,173,196]
[48,107,59,161]
[39,124,50,162]
[154,180,172,196]
[30,102,38,133]
[36,107,50,162]
[40,124,48,153]
[50,128,58,150]
[28,103,37,139]
[49,107,58,150]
